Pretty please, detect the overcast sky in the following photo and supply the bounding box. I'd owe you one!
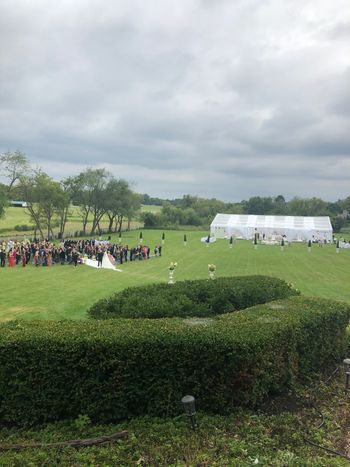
[0,0,349,201]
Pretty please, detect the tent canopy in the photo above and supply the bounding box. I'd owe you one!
[210,214,333,242]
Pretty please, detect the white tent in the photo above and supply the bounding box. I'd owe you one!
[210,214,333,242]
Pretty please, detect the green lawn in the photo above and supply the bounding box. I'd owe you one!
[1,231,350,465]
[140,204,162,213]
[0,229,349,321]
[0,206,144,237]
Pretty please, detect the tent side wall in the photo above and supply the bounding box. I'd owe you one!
[210,214,333,242]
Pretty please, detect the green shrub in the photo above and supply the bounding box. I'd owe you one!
[14,224,34,232]
[88,276,300,319]
[0,296,348,426]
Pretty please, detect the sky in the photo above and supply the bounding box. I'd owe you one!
[0,0,349,202]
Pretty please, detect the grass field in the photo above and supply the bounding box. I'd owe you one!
[0,205,150,237]
[0,229,349,322]
[140,204,162,213]
[1,230,350,465]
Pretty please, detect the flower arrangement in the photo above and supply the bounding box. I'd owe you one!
[287,282,299,293]
[208,263,216,280]
[168,262,177,284]
[169,262,178,271]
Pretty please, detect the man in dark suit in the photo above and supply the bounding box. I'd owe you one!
[97,249,104,267]
[0,249,5,267]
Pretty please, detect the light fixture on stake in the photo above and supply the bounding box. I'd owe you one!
[181,395,197,430]
[344,359,350,389]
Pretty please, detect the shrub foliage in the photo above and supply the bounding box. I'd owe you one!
[0,296,349,426]
[88,275,300,319]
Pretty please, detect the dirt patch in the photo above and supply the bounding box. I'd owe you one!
[260,391,306,415]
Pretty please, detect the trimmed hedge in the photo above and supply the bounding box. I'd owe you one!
[0,296,349,426]
[88,275,300,319]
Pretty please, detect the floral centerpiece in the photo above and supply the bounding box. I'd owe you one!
[168,262,177,284]
[208,263,216,279]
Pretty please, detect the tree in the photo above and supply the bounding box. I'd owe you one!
[38,175,67,239]
[124,192,142,231]
[18,171,45,239]
[0,184,8,219]
[331,216,346,233]
[142,211,161,227]
[244,196,274,215]
[72,168,110,235]
[341,196,350,216]
[105,179,137,233]
[0,150,29,194]
[287,197,330,216]
[18,170,67,239]
[57,177,74,238]
[274,195,287,214]
[161,203,184,225]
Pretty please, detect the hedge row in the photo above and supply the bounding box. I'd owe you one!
[88,275,300,319]
[0,296,349,426]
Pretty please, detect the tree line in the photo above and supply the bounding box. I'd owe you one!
[0,151,141,239]
[1,151,349,236]
[141,194,350,231]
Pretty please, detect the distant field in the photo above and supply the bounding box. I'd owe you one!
[0,206,145,238]
[340,225,350,235]
[0,229,349,321]
[140,204,162,213]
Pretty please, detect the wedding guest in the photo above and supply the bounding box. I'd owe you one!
[8,249,15,268]
[0,249,5,267]
[21,248,27,267]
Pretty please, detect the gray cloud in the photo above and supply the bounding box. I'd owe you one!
[0,0,349,201]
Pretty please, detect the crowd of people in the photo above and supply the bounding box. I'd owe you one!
[0,238,162,268]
